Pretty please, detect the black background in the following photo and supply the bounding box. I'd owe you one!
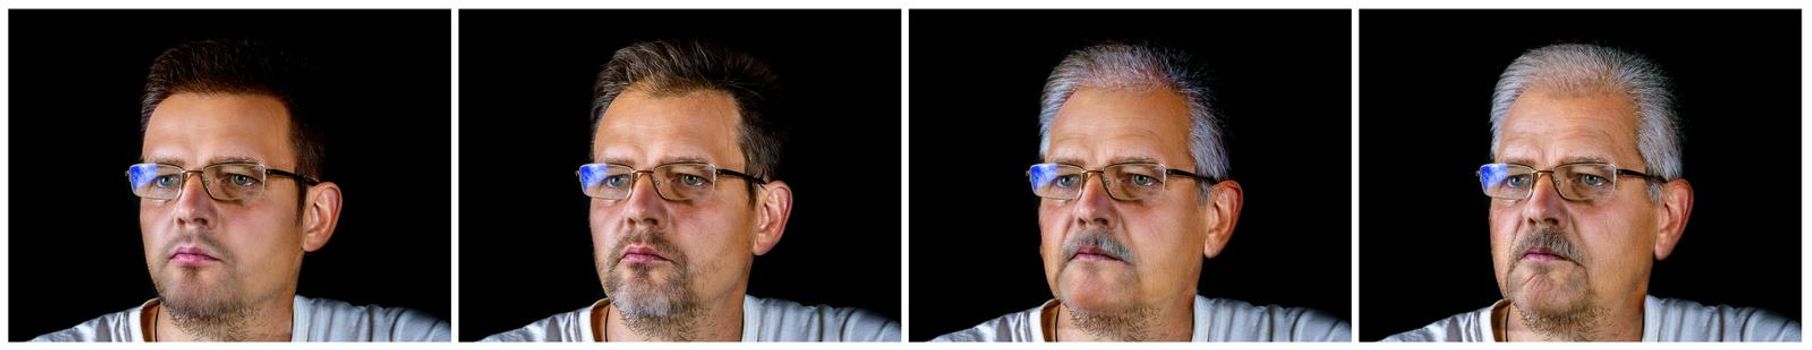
[1359,10,1800,341]
[908,10,1352,341]
[457,10,902,341]
[8,10,452,340]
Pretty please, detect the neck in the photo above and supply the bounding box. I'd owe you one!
[150,295,294,342]
[600,293,744,342]
[1499,297,1642,341]
[1050,296,1193,341]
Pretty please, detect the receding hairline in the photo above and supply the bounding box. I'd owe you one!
[589,84,748,163]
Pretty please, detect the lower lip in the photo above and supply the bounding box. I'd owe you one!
[171,253,218,265]
[1522,252,1566,262]
[622,253,667,263]
[1072,252,1120,262]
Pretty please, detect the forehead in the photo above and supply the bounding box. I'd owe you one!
[592,88,744,167]
[1045,87,1194,167]
[1496,88,1643,167]
[141,93,294,167]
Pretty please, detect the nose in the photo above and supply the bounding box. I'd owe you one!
[170,172,217,228]
[617,172,667,229]
[1070,172,1119,229]
[1520,172,1566,227]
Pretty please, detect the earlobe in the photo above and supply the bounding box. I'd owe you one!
[301,182,343,252]
[751,181,793,256]
[1653,179,1693,260]
[1202,180,1244,259]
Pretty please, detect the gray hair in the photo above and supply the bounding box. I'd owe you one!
[1038,43,1227,201]
[1491,43,1679,199]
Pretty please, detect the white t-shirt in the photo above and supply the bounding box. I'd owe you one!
[32,295,449,342]
[932,295,1350,342]
[482,295,900,342]
[1384,295,1801,341]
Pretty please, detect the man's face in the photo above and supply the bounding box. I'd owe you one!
[1490,87,1659,320]
[591,88,758,317]
[141,93,307,317]
[1039,87,1208,315]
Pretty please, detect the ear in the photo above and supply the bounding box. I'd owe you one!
[1653,179,1693,260]
[1202,180,1244,259]
[751,180,793,256]
[300,181,344,252]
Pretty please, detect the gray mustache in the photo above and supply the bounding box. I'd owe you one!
[1513,226,1585,263]
[1062,228,1134,263]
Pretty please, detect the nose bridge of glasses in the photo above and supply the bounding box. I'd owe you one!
[171,170,214,200]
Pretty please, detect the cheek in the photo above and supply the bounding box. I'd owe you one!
[678,204,755,262]
[1120,204,1202,284]
[232,206,304,266]
[588,201,612,244]
[1487,205,1524,255]
[1575,209,1655,275]
[1036,205,1068,270]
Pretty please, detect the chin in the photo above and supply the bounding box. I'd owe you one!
[1058,274,1138,312]
[1510,279,1588,316]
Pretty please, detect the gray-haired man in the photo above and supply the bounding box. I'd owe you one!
[933,43,1349,342]
[1385,43,1799,342]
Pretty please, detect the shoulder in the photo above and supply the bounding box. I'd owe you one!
[1196,296,1351,341]
[1646,296,1801,341]
[930,301,1048,342]
[1381,303,1495,342]
[296,296,450,341]
[32,302,146,342]
[744,295,900,342]
[481,303,596,342]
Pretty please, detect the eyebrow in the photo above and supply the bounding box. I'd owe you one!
[1556,155,1614,166]
[143,155,264,168]
[1044,156,1163,168]
[1106,156,1162,166]
[1498,155,1613,168]
[599,155,716,168]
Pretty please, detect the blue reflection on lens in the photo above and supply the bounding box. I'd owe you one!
[130,164,160,189]
[579,164,605,191]
[1479,164,1506,192]
[1029,164,1056,191]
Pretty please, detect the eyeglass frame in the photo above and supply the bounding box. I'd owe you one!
[126,162,321,201]
[1476,162,1666,201]
[1026,162,1219,201]
[577,162,768,201]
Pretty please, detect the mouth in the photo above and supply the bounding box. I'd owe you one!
[1520,247,1571,263]
[170,246,221,266]
[620,245,671,264]
[1069,246,1124,262]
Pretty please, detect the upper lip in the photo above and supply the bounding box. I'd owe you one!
[620,245,670,261]
[170,245,219,261]
[1070,246,1123,261]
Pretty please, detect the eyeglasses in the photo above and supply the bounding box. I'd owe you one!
[578,162,767,201]
[1477,162,1664,201]
[127,162,319,201]
[1027,162,1215,201]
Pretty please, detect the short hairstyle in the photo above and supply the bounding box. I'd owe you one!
[141,39,325,184]
[590,40,786,199]
[1039,42,1227,200]
[1491,43,1678,199]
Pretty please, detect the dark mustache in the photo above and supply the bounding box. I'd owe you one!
[1513,225,1585,263]
[1062,228,1134,263]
